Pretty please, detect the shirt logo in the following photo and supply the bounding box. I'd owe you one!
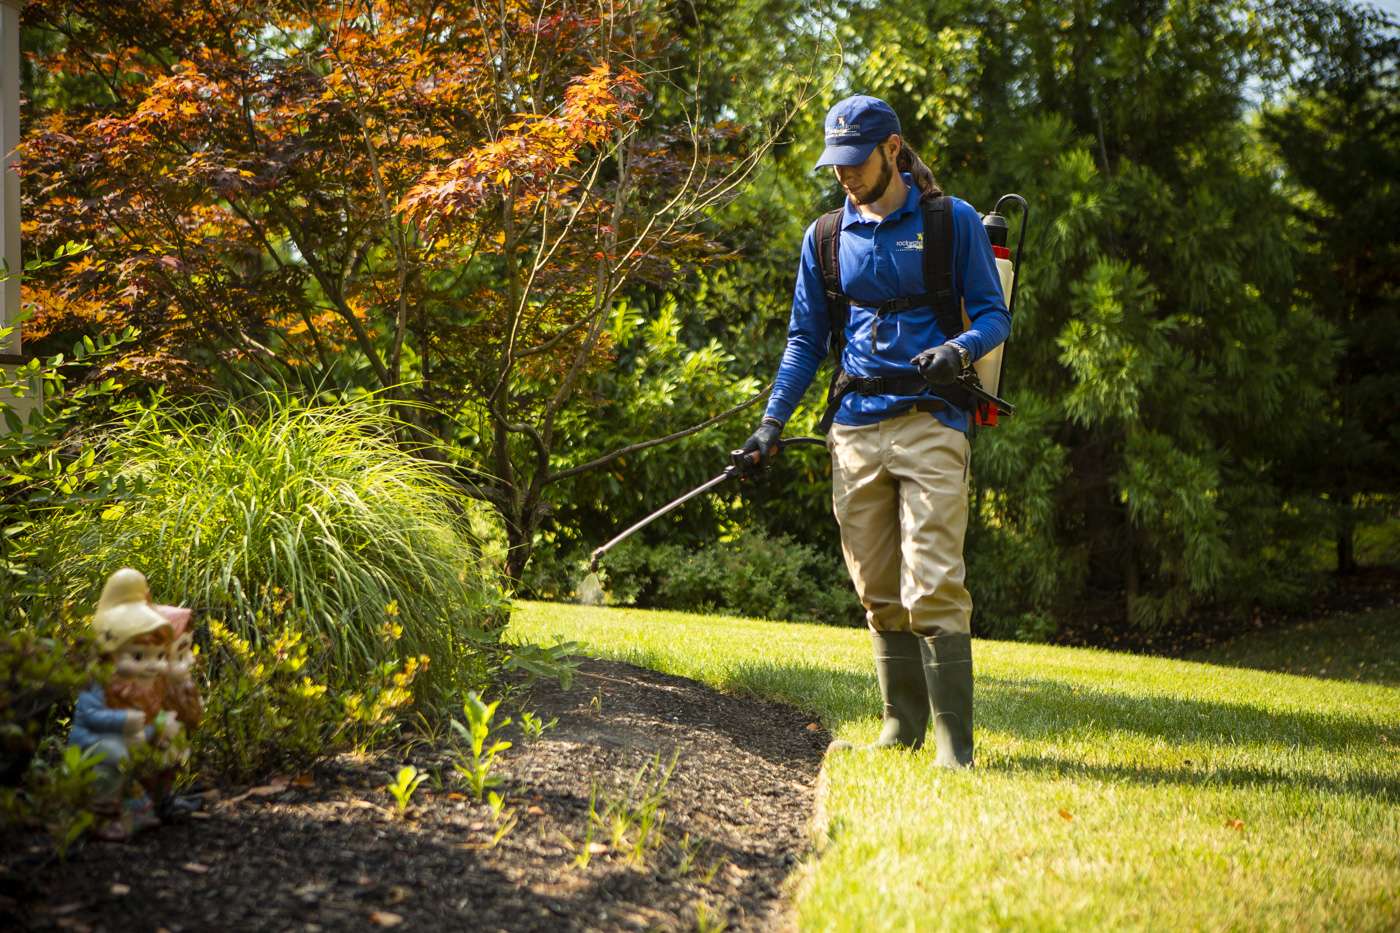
[896,232,923,251]
[826,115,862,139]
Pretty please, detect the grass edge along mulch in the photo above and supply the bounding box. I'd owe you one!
[508,601,1400,932]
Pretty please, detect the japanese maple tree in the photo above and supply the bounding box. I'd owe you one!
[20,0,811,577]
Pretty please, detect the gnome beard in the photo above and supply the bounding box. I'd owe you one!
[105,632,169,722]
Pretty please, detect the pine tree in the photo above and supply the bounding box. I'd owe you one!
[837,0,1355,633]
[1261,11,1400,575]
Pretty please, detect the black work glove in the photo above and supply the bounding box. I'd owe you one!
[732,418,782,475]
[912,343,964,387]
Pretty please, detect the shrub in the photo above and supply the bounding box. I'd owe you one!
[32,393,504,701]
[0,625,95,787]
[589,528,862,626]
[195,616,426,783]
[1,313,135,605]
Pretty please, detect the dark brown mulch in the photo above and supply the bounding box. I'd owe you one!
[4,659,829,932]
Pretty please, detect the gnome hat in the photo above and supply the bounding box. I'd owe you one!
[93,568,172,653]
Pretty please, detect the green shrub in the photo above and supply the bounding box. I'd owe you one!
[0,621,105,859]
[0,625,95,786]
[1,311,135,604]
[1,741,102,860]
[195,616,426,782]
[32,393,503,701]
[585,528,862,626]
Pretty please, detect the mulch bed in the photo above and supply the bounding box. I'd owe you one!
[4,659,829,932]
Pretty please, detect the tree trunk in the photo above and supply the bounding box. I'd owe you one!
[502,502,534,587]
[1123,513,1139,624]
[1336,498,1358,576]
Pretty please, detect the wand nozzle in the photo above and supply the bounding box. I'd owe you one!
[957,372,1016,417]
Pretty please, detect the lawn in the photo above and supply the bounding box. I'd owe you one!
[509,602,1400,931]
[1190,607,1400,686]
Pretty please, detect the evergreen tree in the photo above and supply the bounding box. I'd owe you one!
[752,0,1372,635]
[1261,9,1400,575]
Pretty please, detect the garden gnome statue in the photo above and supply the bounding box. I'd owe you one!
[162,605,202,732]
[151,602,203,817]
[68,568,190,840]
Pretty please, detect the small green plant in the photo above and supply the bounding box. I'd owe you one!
[486,791,518,847]
[517,710,558,743]
[43,746,100,858]
[4,741,104,860]
[450,691,512,800]
[587,751,678,867]
[693,899,726,933]
[504,640,582,690]
[574,785,603,870]
[195,619,337,782]
[667,832,708,880]
[194,615,427,784]
[385,765,427,816]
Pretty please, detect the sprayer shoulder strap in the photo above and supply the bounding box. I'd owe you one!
[813,208,848,434]
[812,196,969,434]
[919,195,963,342]
[812,196,963,347]
[814,208,848,350]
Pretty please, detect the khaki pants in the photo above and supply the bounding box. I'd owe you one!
[829,409,972,637]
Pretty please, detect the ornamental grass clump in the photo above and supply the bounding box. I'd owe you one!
[38,394,502,701]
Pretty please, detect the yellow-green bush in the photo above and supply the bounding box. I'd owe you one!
[33,393,504,703]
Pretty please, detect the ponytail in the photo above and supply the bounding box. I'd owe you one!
[897,144,943,198]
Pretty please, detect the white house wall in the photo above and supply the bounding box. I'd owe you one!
[1,0,39,430]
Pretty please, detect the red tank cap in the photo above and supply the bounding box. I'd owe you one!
[992,245,1011,259]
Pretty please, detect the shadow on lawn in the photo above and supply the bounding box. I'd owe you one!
[683,659,1398,795]
[1191,609,1400,688]
[976,674,1396,754]
[989,750,1400,803]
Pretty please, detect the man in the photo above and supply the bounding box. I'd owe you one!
[737,95,1010,767]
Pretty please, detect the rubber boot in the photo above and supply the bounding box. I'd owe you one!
[920,633,974,768]
[828,630,930,752]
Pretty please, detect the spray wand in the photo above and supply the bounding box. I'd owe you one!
[586,436,826,576]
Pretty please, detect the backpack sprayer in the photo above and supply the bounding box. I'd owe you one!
[964,194,1028,424]
[581,193,1028,598]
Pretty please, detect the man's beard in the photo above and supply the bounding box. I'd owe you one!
[854,149,895,206]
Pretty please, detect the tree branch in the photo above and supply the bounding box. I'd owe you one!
[544,383,770,487]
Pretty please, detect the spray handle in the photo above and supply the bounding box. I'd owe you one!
[991,194,1029,319]
[728,436,826,469]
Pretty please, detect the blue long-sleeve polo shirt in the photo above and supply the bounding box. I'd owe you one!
[763,177,1011,433]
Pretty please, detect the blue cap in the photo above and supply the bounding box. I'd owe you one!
[814,95,901,169]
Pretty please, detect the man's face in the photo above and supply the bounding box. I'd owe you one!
[833,139,896,206]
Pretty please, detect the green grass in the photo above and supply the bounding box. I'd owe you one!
[1193,608,1400,686]
[510,601,1400,931]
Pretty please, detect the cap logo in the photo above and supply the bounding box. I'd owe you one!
[827,114,862,139]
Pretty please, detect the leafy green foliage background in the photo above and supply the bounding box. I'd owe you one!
[527,0,1398,638]
[10,0,1399,643]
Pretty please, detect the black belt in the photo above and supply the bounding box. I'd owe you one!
[817,371,947,433]
[847,374,931,396]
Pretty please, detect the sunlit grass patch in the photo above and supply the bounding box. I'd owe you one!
[510,601,1400,931]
